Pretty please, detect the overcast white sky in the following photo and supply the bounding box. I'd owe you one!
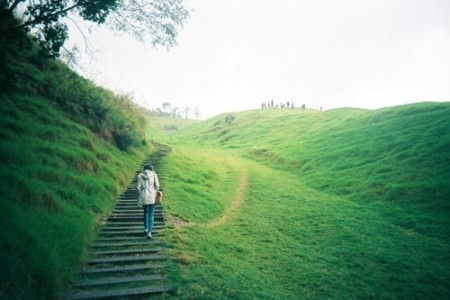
[67,0,450,119]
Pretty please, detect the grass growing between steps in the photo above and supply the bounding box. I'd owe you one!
[0,94,149,299]
[162,152,449,299]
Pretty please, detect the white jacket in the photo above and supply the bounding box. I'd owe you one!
[137,170,160,206]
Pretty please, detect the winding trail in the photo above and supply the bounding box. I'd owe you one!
[170,169,249,228]
[206,170,249,227]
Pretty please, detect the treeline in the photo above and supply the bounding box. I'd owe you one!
[149,102,201,119]
[1,34,147,151]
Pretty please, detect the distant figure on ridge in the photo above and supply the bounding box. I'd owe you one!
[137,163,160,239]
[301,103,306,112]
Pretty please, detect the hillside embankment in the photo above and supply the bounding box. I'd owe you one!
[0,41,152,299]
[152,104,450,299]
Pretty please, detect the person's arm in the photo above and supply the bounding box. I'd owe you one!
[154,173,160,191]
[137,174,142,192]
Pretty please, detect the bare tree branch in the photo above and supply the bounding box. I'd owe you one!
[8,0,24,12]
[13,3,80,30]
[66,15,93,55]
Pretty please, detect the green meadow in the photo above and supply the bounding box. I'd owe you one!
[152,104,450,299]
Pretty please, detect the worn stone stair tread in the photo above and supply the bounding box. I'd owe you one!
[109,214,163,219]
[97,232,164,237]
[104,221,164,226]
[108,215,164,219]
[102,224,164,232]
[106,219,165,223]
[113,206,162,209]
[95,236,162,242]
[92,248,163,256]
[72,274,167,287]
[91,241,164,248]
[99,229,163,236]
[113,209,161,213]
[87,255,166,264]
[80,264,166,274]
[66,284,171,300]
[112,210,162,213]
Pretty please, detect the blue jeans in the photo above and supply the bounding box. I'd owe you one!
[143,204,155,233]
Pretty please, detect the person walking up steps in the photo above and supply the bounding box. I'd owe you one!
[137,163,160,239]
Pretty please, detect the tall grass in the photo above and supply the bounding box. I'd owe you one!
[168,103,450,238]
[0,94,149,299]
[2,40,147,151]
[159,147,450,299]
[151,103,450,298]
[162,146,244,224]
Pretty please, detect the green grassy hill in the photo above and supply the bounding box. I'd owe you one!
[168,104,450,237]
[0,47,151,298]
[151,103,450,299]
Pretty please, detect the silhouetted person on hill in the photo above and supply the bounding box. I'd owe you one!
[137,163,160,239]
[301,103,305,112]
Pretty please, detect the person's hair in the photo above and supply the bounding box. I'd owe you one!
[143,164,153,171]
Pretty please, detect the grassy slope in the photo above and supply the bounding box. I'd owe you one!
[0,94,149,299]
[169,103,450,238]
[151,103,450,299]
[146,115,200,142]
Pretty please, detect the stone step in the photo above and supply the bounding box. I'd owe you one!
[91,241,164,248]
[116,202,164,207]
[102,221,164,226]
[86,255,166,265]
[66,284,171,300]
[107,216,165,222]
[72,274,167,287]
[95,236,163,242]
[100,225,164,231]
[111,209,163,213]
[98,229,163,236]
[109,213,163,218]
[80,264,166,274]
[91,248,164,256]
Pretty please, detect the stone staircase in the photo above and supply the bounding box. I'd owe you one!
[65,148,171,299]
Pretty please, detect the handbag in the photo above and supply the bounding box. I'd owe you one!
[153,173,162,205]
[155,191,163,205]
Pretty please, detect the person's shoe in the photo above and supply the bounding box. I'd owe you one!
[144,229,149,234]
[147,232,152,239]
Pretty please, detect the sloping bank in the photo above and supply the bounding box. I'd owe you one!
[0,49,152,299]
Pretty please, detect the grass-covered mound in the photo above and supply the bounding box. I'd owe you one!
[152,103,450,298]
[0,44,150,299]
[168,103,450,238]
